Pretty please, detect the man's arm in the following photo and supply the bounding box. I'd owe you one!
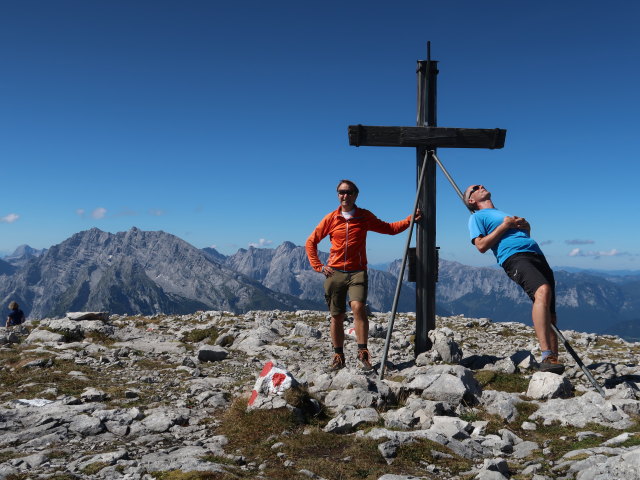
[473,215,529,253]
[367,209,421,236]
[305,216,330,273]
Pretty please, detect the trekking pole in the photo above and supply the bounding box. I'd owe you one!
[379,150,430,381]
[551,324,605,396]
[432,151,606,397]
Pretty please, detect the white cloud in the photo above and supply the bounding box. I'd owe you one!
[0,213,19,223]
[539,240,553,246]
[91,207,107,219]
[568,248,626,258]
[565,239,595,245]
[149,209,165,216]
[249,238,273,248]
[76,208,86,217]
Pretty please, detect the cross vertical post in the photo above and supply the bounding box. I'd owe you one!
[415,56,438,355]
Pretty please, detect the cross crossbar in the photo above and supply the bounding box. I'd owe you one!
[348,125,506,149]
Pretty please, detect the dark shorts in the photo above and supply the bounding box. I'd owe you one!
[502,253,556,314]
[323,270,368,316]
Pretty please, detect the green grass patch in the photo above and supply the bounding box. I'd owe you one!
[85,331,116,346]
[151,471,241,480]
[514,401,539,419]
[81,462,110,475]
[395,439,473,475]
[212,394,475,479]
[474,370,530,393]
[620,434,640,448]
[182,327,220,344]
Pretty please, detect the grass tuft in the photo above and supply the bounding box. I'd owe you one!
[474,370,530,393]
[182,327,220,344]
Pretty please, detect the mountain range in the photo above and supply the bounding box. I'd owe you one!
[1,227,639,339]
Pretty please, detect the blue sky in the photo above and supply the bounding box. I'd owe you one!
[1,0,638,271]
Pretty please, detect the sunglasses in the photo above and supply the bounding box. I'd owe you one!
[337,190,355,196]
[468,185,482,197]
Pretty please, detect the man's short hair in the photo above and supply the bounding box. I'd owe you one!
[336,179,359,195]
[463,185,479,211]
[8,301,18,310]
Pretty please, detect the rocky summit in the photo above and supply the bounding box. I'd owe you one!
[1,310,640,480]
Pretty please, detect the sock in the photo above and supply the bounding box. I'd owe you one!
[334,347,344,355]
[541,350,553,361]
[357,344,367,351]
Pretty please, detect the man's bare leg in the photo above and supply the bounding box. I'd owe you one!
[350,301,368,345]
[550,313,559,353]
[351,300,373,370]
[330,313,346,348]
[532,284,556,353]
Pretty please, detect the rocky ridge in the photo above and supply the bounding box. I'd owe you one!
[1,311,640,479]
[0,228,323,319]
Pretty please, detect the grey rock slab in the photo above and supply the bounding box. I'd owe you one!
[378,439,400,460]
[377,475,425,480]
[310,369,371,394]
[232,326,280,352]
[324,388,376,410]
[358,427,483,459]
[113,339,186,355]
[429,415,473,440]
[197,345,229,362]
[510,350,536,370]
[429,327,463,363]
[0,464,19,479]
[481,390,522,422]
[323,407,380,433]
[526,372,573,399]
[73,448,129,472]
[138,445,228,473]
[67,312,110,321]
[81,387,108,402]
[382,405,420,430]
[475,470,509,480]
[292,322,322,339]
[68,414,105,436]
[0,330,20,344]
[130,408,189,435]
[511,440,539,459]
[44,317,114,335]
[408,370,480,405]
[530,391,633,429]
[570,445,640,479]
[24,329,65,344]
[9,453,48,469]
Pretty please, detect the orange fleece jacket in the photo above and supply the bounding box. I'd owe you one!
[306,206,412,272]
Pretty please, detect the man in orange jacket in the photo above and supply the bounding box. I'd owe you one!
[306,179,420,371]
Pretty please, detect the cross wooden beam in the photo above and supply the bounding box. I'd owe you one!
[348,50,506,357]
[348,125,506,149]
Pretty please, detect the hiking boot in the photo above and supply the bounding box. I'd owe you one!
[357,348,373,371]
[539,354,565,374]
[328,353,345,372]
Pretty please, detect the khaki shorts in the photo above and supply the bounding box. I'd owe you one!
[324,270,368,316]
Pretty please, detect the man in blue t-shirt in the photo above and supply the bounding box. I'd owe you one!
[463,184,564,374]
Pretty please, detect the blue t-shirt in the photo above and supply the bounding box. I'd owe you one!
[468,208,543,265]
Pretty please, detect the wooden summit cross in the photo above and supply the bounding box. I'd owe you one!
[348,46,506,356]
